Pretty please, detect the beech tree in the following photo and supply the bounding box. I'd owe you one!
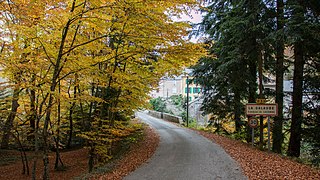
[0,0,205,178]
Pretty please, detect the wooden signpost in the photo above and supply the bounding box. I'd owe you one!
[248,117,258,146]
[246,99,278,151]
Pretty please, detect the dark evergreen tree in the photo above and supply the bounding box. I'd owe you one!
[286,0,320,157]
[193,1,250,133]
[272,0,285,154]
[193,0,274,137]
[193,0,319,162]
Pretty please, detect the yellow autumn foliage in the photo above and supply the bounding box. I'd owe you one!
[0,0,206,173]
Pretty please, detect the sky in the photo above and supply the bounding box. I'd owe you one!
[175,10,204,43]
[183,11,203,23]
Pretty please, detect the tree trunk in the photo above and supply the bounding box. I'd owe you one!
[272,0,285,154]
[67,107,74,148]
[287,0,305,158]
[67,85,76,148]
[1,87,20,149]
[28,88,36,143]
[32,93,44,180]
[245,0,259,143]
[88,145,95,172]
[15,131,29,175]
[32,128,39,180]
[42,2,76,178]
[55,83,64,170]
[288,41,304,157]
[246,59,258,143]
[87,84,96,131]
[258,48,264,149]
[234,91,241,132]
[43,95,53,180]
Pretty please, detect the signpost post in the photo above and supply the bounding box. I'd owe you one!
[267,116,271,151]
[246,102,278,151]
[248,117,258,146]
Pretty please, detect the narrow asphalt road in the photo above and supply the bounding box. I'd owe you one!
[124,112,247,180]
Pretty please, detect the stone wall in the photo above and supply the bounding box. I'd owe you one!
[147,110,183,124]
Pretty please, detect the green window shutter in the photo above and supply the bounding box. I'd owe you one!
[186,79,192,84]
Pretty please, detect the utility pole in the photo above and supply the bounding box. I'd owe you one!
[186,76,189,127]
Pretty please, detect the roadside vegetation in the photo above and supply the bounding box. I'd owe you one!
[149,95,189,122]
[191,0,320,167]
[0,120,159,180]
[0,0,204,179]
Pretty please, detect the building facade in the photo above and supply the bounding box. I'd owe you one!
[150,69,202,102]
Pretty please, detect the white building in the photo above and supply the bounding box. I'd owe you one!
[150,77,182,99]
[150,69,202,102]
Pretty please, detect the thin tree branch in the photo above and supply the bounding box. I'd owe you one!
[61,34,108,56]
[38,39,54,66]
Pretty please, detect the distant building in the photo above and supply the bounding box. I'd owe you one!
[181,74,202,102]
[150,69,202,102]
[150,77,182,98]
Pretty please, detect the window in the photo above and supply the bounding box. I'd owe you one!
[186,79,193,85]
[193,87,201,93]
[193,87,197,93]
[185,87,192,93]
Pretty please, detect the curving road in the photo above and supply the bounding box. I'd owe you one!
[124,112,247,180]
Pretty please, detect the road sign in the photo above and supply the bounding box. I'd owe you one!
[246,103,278,116]
[248,117,258,128]
[256,98,266,104]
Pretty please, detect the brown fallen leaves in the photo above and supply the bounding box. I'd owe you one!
[2,124,319,180]
[196,130,320,180]
[0,126,159,180]
[92,126,159,180]
[0,148,88,180]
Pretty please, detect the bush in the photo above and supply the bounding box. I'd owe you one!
[149,97,166,112]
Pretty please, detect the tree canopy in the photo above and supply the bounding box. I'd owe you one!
[192,0,320,163]
[0,0,205,178]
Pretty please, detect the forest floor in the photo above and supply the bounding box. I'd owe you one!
[195,129,320,179]
[0,124,159,180]
[1,121,320,180]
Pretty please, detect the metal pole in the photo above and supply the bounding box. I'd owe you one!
[162,80,165,97]
[186,76,189,127]
[252,128,254,147]
[268,116,271,152]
